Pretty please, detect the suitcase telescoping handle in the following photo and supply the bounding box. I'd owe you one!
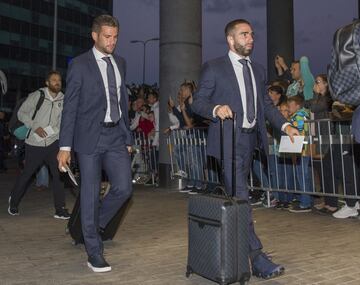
[220,113,237,198]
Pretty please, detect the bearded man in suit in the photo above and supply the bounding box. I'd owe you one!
[191,19,299,280]
[57,14,132,273]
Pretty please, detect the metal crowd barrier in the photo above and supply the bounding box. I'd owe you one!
[166,128,221,187]
[167,119,360,201]
[131,131,158,186]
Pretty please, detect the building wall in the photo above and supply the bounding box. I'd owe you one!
[0,0,112,107]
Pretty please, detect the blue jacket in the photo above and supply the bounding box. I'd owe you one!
[191,55,287,159]
[59,50,132,154]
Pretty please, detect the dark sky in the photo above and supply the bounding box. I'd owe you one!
[114,0,358,85]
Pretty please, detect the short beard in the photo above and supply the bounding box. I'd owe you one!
[234,43,252,57]
[48,85,61,94]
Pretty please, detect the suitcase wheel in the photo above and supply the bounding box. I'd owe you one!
[185,265,192,278]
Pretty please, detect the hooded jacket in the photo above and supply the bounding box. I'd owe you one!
[18,87,64,147]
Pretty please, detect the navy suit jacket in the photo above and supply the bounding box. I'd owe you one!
[59,49,133,154]
[191,55,287,159]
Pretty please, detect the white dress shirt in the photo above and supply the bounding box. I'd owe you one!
[228,50,257,128]
[92,46,122,122]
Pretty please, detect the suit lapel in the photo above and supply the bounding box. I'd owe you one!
[112,55,127,104]
[222,56,244,111]
[250,63,264,110]
[222,56,240,96]
[87,50,106,94]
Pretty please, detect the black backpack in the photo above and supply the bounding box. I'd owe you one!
[8,89,45,139]
[328,20,360,106]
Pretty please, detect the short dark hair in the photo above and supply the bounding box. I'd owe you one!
[92,15,119,33]
[148,92,159,100]
[268,85,284,96]
[225,19,251,36]
[46,70,61,81]
[287,95,304,108]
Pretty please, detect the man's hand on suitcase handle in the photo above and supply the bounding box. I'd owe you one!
[215,105,233,120]
[57,150,71,172]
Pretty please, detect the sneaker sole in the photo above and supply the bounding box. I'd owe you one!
[8,197,19,216]
[8,207,19,216]
[289,209,312,213]
[253,266,285,280]
[87,262,111,273]
[54,215,70,220]
[333,213,359,219]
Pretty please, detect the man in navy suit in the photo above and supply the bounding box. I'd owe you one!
[57,15,132,273]
[191,19,299,280]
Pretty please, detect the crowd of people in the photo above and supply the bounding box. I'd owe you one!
[1,56,358,221]
[161,53,360,220]
[1,14,359,279]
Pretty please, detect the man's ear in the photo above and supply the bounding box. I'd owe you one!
[91,31,97,42]
[227,35,234,46]
[45,80,49,87]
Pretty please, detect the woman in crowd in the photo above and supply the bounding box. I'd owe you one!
[306,75,337,213]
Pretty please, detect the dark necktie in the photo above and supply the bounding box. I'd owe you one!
[239,58,255,123]
[102,56,120,122]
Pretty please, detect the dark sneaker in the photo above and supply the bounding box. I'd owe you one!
[275,202,284,210]
[87,254,111,273]
[179,186,193,193]
[275,202,290,210]
[54,208,71,220]
[289,205,312,213]
[252,252,285,279]
[250,196,262,206]
[188,189,200,195]
[282,202,290,210]
[8,197,19,216]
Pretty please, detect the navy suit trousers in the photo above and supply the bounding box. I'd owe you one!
[77,119,132,257]
[222,130,263,252]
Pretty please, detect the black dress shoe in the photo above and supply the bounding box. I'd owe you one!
[87,254,111,273]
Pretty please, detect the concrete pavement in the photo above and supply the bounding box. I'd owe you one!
[1,163,360,285]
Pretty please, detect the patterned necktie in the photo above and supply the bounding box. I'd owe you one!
[102,56,120,122]
[239,58,255,123]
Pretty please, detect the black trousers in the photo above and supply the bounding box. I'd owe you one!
[10,141,65,211]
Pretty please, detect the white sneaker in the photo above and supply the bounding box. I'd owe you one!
[174,170,188,178]
[333,204,359,219]
[355,201,360,210]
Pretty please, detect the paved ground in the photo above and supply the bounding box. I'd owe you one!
[1,162,360,285]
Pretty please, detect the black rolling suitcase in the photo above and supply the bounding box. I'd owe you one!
[186,116,251,285]
[67,178,132,245]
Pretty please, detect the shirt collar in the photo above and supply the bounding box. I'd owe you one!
[92,46,113,61]
[228,50,252,65]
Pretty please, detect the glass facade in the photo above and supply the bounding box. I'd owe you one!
[0,0,112,108]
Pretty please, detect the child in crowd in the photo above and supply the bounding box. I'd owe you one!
[287,95,313,213]
[274,100,295,209]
